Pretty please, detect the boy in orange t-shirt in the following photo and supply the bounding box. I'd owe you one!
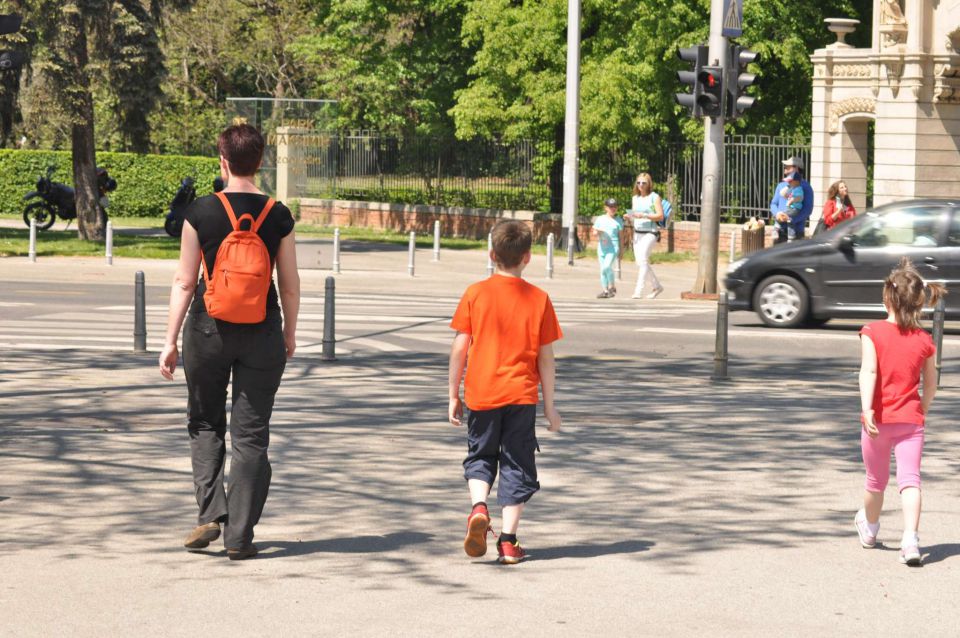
[448,219,563,565]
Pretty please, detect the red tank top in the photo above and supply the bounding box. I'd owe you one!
[860,320,935,426]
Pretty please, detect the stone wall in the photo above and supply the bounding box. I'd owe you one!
[298,198,767,256]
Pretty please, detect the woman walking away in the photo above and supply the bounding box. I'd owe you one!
[159,123,300,560]
[624,173,664,299]
[856,257,944,566]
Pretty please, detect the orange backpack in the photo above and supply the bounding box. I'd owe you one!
[201,192,275,323]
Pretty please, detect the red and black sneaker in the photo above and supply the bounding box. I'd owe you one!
[497,538,526,565]
[463,504,492,557]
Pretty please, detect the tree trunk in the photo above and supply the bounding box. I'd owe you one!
[73,114,102,240]
[66,7,102,241]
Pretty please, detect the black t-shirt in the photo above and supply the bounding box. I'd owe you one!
[184,192,295,312]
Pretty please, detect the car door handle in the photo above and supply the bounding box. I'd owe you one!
[924,256,936,264]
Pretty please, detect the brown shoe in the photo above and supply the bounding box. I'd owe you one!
[183,522,221,549]
[227,544,259,561]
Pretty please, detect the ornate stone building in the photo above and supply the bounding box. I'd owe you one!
[810,0,960,214]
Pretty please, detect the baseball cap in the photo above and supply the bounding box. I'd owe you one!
[782,156,804,170]
[604,197,618,207]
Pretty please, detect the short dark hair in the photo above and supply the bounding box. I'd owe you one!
[217,124,264,177]
[490,219,532,268]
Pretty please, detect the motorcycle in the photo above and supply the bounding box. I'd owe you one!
[164,175,224,237]
[22,165,118,230]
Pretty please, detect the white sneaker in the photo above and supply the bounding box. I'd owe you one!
[646,286,664,299]
[631,291,644,299]
[900,543,922,566]
[854,509,877,549]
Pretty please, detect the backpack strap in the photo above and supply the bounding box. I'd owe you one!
[251,197,275,232]
[202,193,276,281]
[214,191,240,229]
[213,192,275,232]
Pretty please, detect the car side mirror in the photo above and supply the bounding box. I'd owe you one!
[838,234,855,254]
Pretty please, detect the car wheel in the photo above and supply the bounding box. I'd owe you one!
[753,275,809,328]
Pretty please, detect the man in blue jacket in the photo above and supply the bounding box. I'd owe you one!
[769,156,814,243]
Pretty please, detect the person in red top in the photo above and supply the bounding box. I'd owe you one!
[855,257,945,566]
[821,180,857,230]
[448,219,563,564]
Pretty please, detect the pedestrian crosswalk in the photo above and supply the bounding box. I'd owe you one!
[0,292,715,354]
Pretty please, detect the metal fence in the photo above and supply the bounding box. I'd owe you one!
[281,131,810,223]
[577,135,810,223]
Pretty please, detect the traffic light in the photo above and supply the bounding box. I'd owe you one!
[0,14,24,72]
[675,45,708,118]
[726,45,759,120]
[697,66,724,119]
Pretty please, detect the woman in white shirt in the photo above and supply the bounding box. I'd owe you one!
[624,172,664,299]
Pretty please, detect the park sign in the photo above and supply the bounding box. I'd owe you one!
[722,0,743,37]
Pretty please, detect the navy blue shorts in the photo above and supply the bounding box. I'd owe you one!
[463,404,540,506]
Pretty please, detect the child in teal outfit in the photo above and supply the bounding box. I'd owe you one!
[591,198,624,298]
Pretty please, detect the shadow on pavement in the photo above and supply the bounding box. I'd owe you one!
[530,539,654,561]
[921,543,960,565]
[2,348,959,579]
[259,532,433,558]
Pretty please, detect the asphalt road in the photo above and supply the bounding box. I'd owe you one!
[5,250,960,636]
[4,276,960,377]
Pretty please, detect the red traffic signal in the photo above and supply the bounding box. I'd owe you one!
[697,66,724,118]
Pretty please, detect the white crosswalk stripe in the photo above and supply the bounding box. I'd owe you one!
[4,292,712,353]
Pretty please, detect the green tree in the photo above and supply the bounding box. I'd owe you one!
[291,0,473,135]
[449,0,869,209]
[149,0,314,154]
[8,0,186,239]
[452,0,870,144]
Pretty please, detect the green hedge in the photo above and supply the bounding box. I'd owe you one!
[0,149,219,218]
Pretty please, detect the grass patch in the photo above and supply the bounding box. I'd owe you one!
[0,219,696,263]
[296,223,489,251]
[0,213,167,229]
[0,226,181,259]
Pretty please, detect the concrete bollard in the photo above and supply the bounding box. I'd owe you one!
[487,232,494,276]
[332,228,341,274]
[408,231,416,277]
[432,220,440,262]
[134,271,147,353]
[728,229,736,264]
[546,233,554,279]
[105,220,114,265]
[712,291,729,381]
[322,276,337,361]
[28,218,36,263]
[933,296,946,388]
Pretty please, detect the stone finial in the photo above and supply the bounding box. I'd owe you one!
[824,18,860,48]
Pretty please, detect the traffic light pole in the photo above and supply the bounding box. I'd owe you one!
[692,0,729,295]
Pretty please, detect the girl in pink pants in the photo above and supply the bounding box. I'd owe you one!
[856,257,944,566]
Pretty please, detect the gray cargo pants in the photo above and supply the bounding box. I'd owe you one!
[182,308,286,550]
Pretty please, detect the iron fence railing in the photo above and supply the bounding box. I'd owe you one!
[279,131,811,224]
